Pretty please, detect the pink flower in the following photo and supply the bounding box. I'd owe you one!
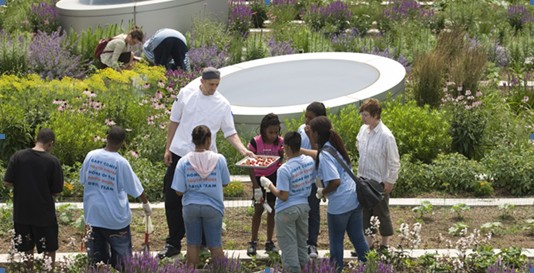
[158,80,165,88]
[130,150,139,158]
[105,119,116,126]
[143,83,150,89]
[476,91,482,97]
[522,96,529,103]
[147,116,155,125]
[155,91,163,100]
[465,90,472,96]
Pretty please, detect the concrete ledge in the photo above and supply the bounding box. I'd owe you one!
[2,248,534,264]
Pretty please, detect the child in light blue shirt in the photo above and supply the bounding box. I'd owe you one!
[261,132,315,273]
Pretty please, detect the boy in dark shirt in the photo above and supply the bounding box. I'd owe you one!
[4,128,64,271]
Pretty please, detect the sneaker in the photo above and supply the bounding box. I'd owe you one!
[157,244,181,259]
[247,241,257,256]
[265,240,279,253]
[308,245,318,259]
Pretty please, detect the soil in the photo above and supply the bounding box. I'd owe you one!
[2,183,534,254]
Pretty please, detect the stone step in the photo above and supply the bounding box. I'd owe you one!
[2,247,534,265]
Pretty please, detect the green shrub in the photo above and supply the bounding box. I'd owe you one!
[428,153,485,194]
[131,124,167,164]
[0,104,34,163]
[330,104,360,157]
[46,112,108,166]
[0,31,30,75]
[383,99,451,163]
[126,155,165,202]
[393,155,433,197]
[482,143,534,196]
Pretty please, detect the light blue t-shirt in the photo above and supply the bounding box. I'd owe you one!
[171,154,230,215]
[80,149,144,230]
[143,28,187,64]
[275,154,315,213]
[298,124,311,149]
[317,143,359,215]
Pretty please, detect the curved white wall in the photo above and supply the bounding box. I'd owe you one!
[185,52,406,127]
[56,0,227,36]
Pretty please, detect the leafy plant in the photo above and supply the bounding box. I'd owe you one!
[451,203,470,220]
[412,200,433,220]
[522,219,534,236]
[448,222,469,236]
[428,153,485,194]
[382,98,451,163]
[480,222,503,236]
[498,203,516,220]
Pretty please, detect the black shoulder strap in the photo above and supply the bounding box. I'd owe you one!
[322,146,359,185]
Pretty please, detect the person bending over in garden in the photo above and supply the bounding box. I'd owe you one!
[4,128,64,272]
[355,98,400,253]
[246,113,284,256]
[260,131,315,273]
[79,126,152,269]
[297,101,327,258]
[159,66,254,259]
[309,116,369,272]
[143,28,190,71]
[171,125,230,268]
[99,27,144,70]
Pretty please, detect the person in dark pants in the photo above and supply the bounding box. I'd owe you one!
[143,28,189,71]
[297,101,327,258]
[158,67,254,259]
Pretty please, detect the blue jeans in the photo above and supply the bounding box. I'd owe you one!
[183,204,223,247]
[87,225,132,269]
[327,207,369,272]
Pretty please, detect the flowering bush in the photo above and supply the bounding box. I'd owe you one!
[28,30,88,80]
[30,1,61,34]
[304,1,352,34]
[507,4,534,34]
[228,0,253,36]
[442,87,487,160]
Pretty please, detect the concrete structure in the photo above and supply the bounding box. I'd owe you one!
[183,52,406,128]
[55,0,228,37]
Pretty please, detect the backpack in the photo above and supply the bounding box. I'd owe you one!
[93,38,113,60]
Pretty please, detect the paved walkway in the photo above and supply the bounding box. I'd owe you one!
[2,175,534,263]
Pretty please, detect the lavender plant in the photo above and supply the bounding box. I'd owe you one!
[28,30,88,80]
[304,1,352,34]
[228,0,253,36]
[187,44,230,70]
[30,2,61,34]
[507,5,534,34]
[267,37,295,57]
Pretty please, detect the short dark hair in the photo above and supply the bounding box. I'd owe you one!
[106,126,126,146]
[36,128,55,144]
[192,125,211,147]
[283,131,301,153]
[359,98,381,119]
[306,101,327,117]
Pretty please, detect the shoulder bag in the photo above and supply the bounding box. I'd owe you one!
[322,146,384,209]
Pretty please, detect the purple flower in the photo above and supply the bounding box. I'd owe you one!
[28,30,88,79]
[268,37,295,56]
[187,45,229,70]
